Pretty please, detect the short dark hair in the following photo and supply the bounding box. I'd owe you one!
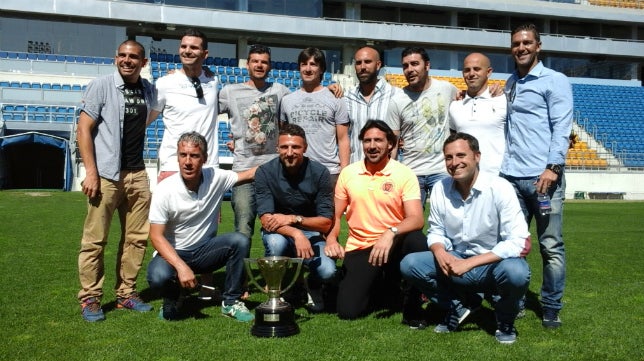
[359,120,397,146]
[298,47,326,79]
[401,47,429,62]
[118,40,146,58]
[511,23,541,43]
[248,44,271,61]
[443,132,480,153]
[178,131,208,158]
[182,28,208,50]
[279,123,307,145]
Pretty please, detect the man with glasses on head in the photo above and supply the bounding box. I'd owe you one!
[501,23,572,329]
[150,28,220,183]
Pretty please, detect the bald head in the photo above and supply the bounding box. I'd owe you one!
[354,46,382,86]
[462,52,492,97]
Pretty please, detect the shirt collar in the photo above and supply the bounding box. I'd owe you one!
[357,158,394,176]
[462,87,492,104]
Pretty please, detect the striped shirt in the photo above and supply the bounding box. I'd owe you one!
[344,78,401,163]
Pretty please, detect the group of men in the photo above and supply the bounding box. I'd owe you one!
[76,23,572,345]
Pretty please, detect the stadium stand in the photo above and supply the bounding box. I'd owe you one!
[0,0,642,196]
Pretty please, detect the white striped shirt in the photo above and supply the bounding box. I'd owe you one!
[344,78,401,163]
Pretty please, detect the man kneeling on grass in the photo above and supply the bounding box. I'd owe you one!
[400,132,531,344]
[147,131,256,321]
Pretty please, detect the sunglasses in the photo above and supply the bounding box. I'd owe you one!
[191,77,203,99]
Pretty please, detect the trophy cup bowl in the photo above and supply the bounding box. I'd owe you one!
[244,256,303,337]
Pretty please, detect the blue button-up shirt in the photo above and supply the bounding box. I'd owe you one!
[501,61,573,177]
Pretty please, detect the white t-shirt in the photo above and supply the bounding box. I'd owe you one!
[449,88,507,175]
[149,167,238,251]
[153,71,220,172]
[386,79,457,176]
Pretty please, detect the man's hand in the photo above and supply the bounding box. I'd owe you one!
[176,264,198,289]
[368,230,395,266]
[293,233,314,259]
[535,169,558,195]
[446,257,474,277]
[260,213,294,232]
[324,237,345,260]
[81,174,101,200]
[327,83,344,98]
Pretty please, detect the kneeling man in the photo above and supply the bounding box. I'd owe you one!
[401,132,531,344]
[147,132,256,322]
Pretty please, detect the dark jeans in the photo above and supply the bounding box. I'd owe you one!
[147,232,249,305]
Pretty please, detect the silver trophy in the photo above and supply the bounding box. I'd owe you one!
[244,256,303,337]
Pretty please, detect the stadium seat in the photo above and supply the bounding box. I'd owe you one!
[0,51,8,58]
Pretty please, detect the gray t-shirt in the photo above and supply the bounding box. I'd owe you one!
[280,88,350,175]
[386,79,457,176]
[219,82,291,171]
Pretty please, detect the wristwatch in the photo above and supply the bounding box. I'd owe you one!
[546,164,563,176]
[295,215,303,225]
[389,226,398,235]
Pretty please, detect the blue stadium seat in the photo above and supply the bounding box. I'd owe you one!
[3,105,15,112]
[0,51,8,58]
[150,53,158,62]
[17,52,28,60]
[31,83,41,89]
[206,56,214,65]
[0,81,9,87]
[41,83,51,90]
[233,67,241,76]
[10,82,20,88]
[51,83,62,90]
[72,84,82,91]
[242,68,248,76]
[62,84,72,91]
[27,53,37,60]
[213,57,222,66]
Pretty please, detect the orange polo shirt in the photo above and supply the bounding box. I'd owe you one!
[335,159,421,252]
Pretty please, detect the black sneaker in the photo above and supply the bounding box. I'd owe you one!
[402,318,428,330]
[495,321,518,344]
[542,308,562,329]
[434,303,478,333]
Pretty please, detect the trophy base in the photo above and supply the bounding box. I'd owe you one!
[251,301,300,338]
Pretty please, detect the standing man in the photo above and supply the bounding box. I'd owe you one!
[146,132,256,322]
[150,28,220,182]
[401,133,531,344]
[449,53,506,175]
[76,40,156,322]
[386,47,458,207]
[344,46,401,163]
[255,123,335,312]
[501,23,573,329]
[325,120,427,321]
[219,44,290,247]
[280,47,350,186]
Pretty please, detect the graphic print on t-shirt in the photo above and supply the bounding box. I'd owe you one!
[239,94,278,156]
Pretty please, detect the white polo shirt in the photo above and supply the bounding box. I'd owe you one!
[449,88,507,175]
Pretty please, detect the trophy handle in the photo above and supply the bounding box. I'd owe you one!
[244,258,267,293]
[280,258,304,295]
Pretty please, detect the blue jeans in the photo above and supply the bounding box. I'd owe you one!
[501,173,566,311]
[417,173,449,209]
[147,232,250,305]
[400,251,530,322]
[262,230,336,282]
[231,182,256,243]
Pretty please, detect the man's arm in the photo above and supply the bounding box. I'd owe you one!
[536,74,573,195]
[324,196,348,260]
[336,123,350,170]
[149,223,197,289]
[146,109,161,127]
[235,166,258,185]
[368,198,424,266]
[76,112,100,199]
